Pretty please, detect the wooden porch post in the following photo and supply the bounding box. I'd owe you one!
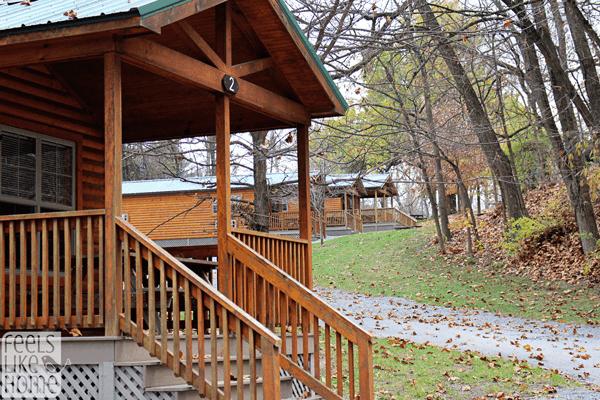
[216,95,231,297]
[374,192,378,224]
[297,124,313,289]
[104,52,122,337]
[343,192,348,226]
[216,1,232,298]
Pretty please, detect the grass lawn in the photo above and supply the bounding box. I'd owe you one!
[368,337,571,399]
[313,226,599,325]
[313,227,586,398]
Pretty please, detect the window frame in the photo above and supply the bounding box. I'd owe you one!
[281,197,289,212]
[213,194,242,214]
[0,125,76,213]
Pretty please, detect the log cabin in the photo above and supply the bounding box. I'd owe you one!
[0,0,374,399]
[121,172,417,245]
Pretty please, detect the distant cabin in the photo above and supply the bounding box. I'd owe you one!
[122,172,417,245]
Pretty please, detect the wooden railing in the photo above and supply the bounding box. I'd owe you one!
[227,233,374,400]
[269,211,300,231]
[269,210,366,235]
[345,211,363,233]
[0,210,105,330]
[116,218,282,400]
[394,208,419,227]
[361,208,418,227]
[232,229,310,288]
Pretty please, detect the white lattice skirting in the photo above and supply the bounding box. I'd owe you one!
[0,364,175,400]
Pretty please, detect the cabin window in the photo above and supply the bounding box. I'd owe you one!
[214,220,237,229]
[271,198,288,213]
[212,195,241,214]
[0,127,75,215]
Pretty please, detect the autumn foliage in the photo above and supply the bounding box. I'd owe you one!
[445,181,600,285]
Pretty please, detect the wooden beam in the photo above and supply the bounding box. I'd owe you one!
[215,1,233,67]
[119,38,310,125]
[172,21,226,71]
[122,118,292,142]
[104,52,122,337]
[140,0,227,33]
[216,1,233,299]
[0,35,118,69]
[216,94,231,298]
[232,57,274,77]
[297,124,313,289]
[235,0,345,115]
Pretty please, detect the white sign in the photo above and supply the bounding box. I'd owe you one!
[2,331,62,398]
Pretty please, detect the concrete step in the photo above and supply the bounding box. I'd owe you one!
[117,333,313,398]
[116,332,314,362]
[143,355,264,387]
[146,374,295,400]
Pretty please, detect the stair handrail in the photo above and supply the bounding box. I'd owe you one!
[116,217,282,399]
[393,207,419,226]
[227,233,374,400]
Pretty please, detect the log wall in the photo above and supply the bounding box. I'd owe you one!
[0,66,105,210]
[122,189,255,240]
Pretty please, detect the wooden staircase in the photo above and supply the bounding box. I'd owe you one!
[114,334,298,399]
[116,218,283,400]
[115,218,374,400]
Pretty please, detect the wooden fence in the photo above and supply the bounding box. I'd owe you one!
[0,210,105,330]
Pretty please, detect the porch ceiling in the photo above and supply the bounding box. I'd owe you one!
[50,57,292,142]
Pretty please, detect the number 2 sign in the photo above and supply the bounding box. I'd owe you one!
[222,75,239,94]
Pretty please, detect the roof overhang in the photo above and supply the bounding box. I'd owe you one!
[0,0,347,137]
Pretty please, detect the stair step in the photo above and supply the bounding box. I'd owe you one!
[146,376,295,400]
[144,356,264,387]
[146,384,193,392]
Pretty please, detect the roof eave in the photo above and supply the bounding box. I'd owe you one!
[0,11,146,46]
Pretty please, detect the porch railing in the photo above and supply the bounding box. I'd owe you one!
[0,210,105,330]
[227,231,374,400]
[361,207,418,227]
[269,211,300,231]
[115,217,282,400]
[232,228,310,287]
[345,211,363,233]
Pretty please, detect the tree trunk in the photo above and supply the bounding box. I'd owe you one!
[206,136,217,176]
[415,48,452,241]
[412,135,446,252]
[251,131,270,232]
[416,0,528,222]
[502,0,597,133]
[518,27,600,253]
[564,0,600,142]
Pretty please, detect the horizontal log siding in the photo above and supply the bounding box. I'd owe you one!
[122,189,254,240]
[324,197,342,211]
[0,66,105,211]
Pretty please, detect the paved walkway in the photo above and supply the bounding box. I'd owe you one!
[316,287,600,399]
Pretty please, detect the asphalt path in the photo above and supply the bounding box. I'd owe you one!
[316,287,600,399]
